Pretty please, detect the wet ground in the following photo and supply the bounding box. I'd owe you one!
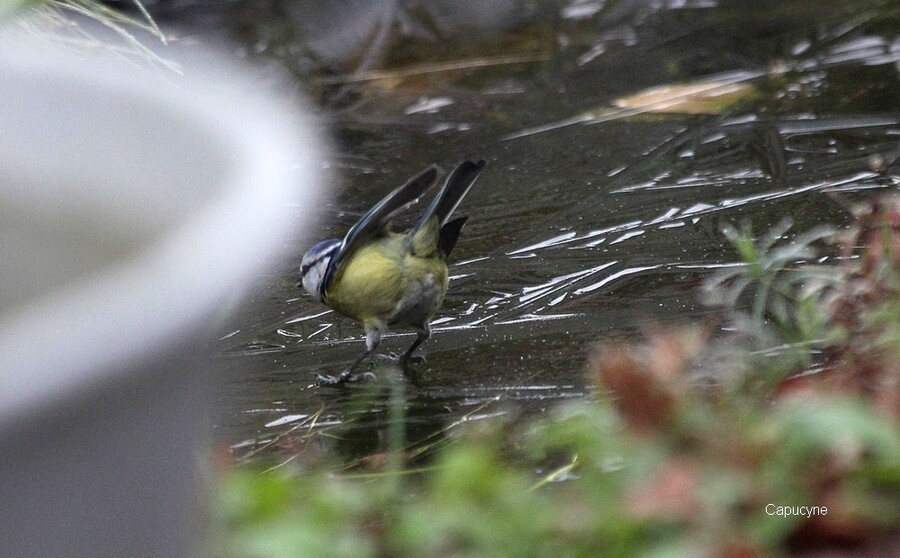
[195,0,900,467]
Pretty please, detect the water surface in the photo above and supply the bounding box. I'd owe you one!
[210,0,900,467]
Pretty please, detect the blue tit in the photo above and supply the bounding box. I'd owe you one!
[298,159,486,384]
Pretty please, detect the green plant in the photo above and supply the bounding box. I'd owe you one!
[702,218,843,389]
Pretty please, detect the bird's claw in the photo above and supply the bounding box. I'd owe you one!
[315,371,376,385]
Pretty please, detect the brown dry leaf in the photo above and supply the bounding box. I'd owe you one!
[773,371,828,401]
[590,345,676,433]
[645,327,707,387]
[591,328,707,432]
[625,458,701,520]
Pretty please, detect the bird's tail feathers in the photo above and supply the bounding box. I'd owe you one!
[434,159,486,225]
[439,216,469,258]
[408,159,485,244]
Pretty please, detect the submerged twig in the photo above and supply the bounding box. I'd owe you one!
[316,53,549,85]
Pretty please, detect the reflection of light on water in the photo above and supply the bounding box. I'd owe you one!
[675,262,745,271]
[285,309,332,324]
[549,293,567,306]
[275,328,302,338]
[646,207,680,224]
[218,329,240,341]
[453,256,491,267]
[517,262,617,307]
[681,202,715,215]
[446,385,587,407]
[508,221,640,254]
[265,414,310,428]
[574,265,662,295]
[307,323,333,339]
[610,229,645,244]
[457,410,508,422]
[496,313,579,325]
[403,96,455,115]
[507,231,577,255]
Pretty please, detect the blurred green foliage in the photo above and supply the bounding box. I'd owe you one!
[209,395,898,557]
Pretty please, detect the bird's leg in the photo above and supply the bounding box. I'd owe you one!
[317,327,382,385]
[399,323,431,366]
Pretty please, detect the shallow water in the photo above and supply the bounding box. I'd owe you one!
[210,0,900,466]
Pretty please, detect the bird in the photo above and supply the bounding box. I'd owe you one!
[298,159,486,384]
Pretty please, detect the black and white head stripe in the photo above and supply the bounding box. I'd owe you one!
[301,239,340,276]
[299,238,341,301]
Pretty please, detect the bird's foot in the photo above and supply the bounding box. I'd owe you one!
[315,371,376,385]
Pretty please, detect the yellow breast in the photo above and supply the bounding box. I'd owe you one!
[324,234,449,324]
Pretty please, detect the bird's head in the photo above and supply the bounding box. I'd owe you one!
[297,238,341,302]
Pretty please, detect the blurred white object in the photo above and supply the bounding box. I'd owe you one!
[0,35,323,557]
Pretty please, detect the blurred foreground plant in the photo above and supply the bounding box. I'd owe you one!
[701,218,841,390]
[209,195,900,558]
[6,0,174,71]
[704,195,900,417]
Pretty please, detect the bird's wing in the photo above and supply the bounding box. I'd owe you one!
[405,159,485,257]
[321,166,438,296]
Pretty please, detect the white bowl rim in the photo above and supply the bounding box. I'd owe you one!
[0,44,323,429]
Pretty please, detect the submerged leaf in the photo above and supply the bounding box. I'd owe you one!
[613,81,755,115]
